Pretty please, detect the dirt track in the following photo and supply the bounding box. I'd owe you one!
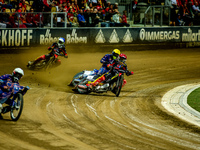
[0,47,200,150]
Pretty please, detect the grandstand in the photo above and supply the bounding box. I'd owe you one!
[0,0,199,28]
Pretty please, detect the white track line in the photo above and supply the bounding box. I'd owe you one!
[86,104,99,117]
[71,95,79,115]
[105,116,128,128]
[161,83,200,127]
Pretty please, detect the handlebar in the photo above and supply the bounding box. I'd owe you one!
[111,67,126,74]
[118,69,126,73]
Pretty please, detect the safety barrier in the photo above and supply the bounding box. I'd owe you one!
[0,27,200,48]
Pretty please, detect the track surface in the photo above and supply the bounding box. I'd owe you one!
[0,47,200,150]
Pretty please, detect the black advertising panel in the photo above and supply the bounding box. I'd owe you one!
[37,28,90,46]
[0,27,200,47]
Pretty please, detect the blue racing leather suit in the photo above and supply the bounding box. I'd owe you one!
[0,74,17,104]
[97,54,114,75]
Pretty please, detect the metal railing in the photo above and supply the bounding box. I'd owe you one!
[144,5,170,27]
[116,1,171,27]
[0,12,68,28]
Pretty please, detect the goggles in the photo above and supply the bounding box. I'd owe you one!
[14,72,23,79]
[119,58,126,62]
[112,53,119,60]
[58,40,64,44]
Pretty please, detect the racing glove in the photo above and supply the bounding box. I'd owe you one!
[48,47,52,50]
[25,86,30,90]
[126,71,134,76]
[22,86,30,95]
[107,64,113,70]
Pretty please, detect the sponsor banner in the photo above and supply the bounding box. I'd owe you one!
[139,28,180,42]
[138,27,200,43]
[39,29,88,45]
[92,28,135,44]
[0,29,33,46]
[0,27,200,47]
[181,28,200,42]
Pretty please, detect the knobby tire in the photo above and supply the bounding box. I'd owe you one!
[10,93,23,121]
[115,75,124,97]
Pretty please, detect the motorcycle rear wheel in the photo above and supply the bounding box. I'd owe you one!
[10,93,23,121]
[27,60,46,70]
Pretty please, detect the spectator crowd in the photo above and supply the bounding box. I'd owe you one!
[0,0,200,28]
[0,0,130,28]
[164,0,200,26]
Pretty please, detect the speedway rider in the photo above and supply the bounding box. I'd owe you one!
[0,68,26,113]
[28,37,68,66]
[97,49,121,76]
[85,53,133,90]
[118,53,134,87]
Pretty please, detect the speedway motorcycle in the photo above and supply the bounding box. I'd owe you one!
[68,69,99,87]
[73,67,125,97]
[0,81,29,121]
[27,52,61,71]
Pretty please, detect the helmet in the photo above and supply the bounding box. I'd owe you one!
[112,49,120,60]
[58,37,65,48]
[119,53,127,63]
[12,68,24,82]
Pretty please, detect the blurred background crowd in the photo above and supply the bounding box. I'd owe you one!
[164,0,200,26]
[0,0,200,28]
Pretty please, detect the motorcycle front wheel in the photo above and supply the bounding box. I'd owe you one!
[44,57,57,70]
[114,75,124,97]
[10,93,24,121]
[69,71,84,86]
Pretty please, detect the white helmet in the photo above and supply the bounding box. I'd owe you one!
[58,37,65,48]
[12,68,24,82]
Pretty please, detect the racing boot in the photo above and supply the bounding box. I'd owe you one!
[122,79,127,87]
[78,81,92,90]
[85,83,93,90]
[28,61,34,65]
